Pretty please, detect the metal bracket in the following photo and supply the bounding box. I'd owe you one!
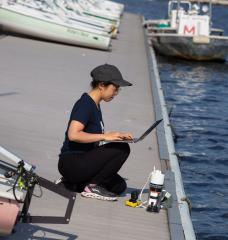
[19,176,76,224]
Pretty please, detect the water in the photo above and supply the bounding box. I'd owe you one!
[159,57,228,240]
[116,0,228,239]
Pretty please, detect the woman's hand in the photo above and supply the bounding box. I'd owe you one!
[121,132,134,140]
[104,131,133,141]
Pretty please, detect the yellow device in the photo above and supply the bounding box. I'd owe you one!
[125,200,141,208]
[125,191,141,208]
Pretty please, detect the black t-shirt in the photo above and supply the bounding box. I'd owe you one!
[60,93,104,154]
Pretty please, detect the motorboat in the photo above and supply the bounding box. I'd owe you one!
[150,33,228,61]
[145,0,228,61]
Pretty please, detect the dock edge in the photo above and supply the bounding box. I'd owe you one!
[142,17,197,240]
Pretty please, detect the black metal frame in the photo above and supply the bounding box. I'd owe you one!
[19,176,76,224]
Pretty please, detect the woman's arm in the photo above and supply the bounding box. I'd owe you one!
[68,120,133,143]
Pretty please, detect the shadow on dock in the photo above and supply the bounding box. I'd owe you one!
[3,223,77,240]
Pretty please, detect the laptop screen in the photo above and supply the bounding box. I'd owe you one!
[136,119,163,142]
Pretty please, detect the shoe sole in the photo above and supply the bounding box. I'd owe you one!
[81,192,117,201]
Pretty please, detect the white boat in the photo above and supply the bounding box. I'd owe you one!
[0,146,76,236]
[17,0,114,36]
[86,0,124,16]
[72,0,121,27]
[143,1,192,30]
[150,33,228,61]
[78,0,121,18]
[49,0,118,38]
[97,0,124,14]
[0,147,26,236]
[145,0,228,61]
[0,0,111,50]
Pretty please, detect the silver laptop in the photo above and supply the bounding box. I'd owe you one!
[106,119,163,143]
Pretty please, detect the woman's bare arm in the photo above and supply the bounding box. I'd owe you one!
[68,120,133,143]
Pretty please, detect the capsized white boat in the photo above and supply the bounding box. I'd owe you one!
[47,0,118,38]
[96,0,124,14]
[17,0,114,37]
[0,0,111,50]
[79,0,121,18]
[73,0,121,27]
[87,0,124,16]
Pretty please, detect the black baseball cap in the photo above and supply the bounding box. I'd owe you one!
[90,64,132,87]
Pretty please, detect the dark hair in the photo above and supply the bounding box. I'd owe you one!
[90,80,112,89]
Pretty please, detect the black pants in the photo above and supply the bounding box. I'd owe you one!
[58,142,130,194]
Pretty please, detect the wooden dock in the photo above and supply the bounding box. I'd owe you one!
[0,12,187,240]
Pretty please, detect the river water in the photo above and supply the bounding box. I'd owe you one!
[116,0,228,239]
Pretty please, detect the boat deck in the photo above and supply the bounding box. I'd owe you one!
[0,13,170,240]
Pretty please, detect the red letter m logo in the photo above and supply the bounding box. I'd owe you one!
[184,25,195,35]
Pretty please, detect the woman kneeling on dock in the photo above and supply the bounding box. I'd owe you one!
[58,64,133,201]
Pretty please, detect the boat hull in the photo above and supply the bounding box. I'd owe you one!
[150,34,228,61]
[0,7,111,50]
